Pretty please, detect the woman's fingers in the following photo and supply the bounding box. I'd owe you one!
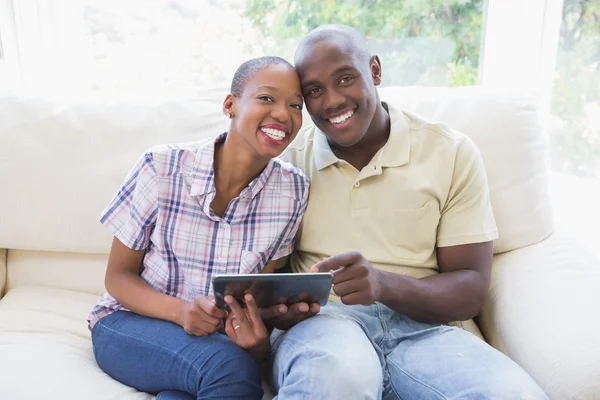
[244,294,267,335]
[224,295,249,326]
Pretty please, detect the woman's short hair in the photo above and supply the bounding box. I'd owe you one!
[230,56,294,97]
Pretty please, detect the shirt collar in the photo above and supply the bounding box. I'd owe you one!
[313,102,411,170]
[189,132,275,199]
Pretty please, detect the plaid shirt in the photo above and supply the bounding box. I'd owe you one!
[88,133,309,329]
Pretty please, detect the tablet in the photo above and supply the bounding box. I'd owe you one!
[212,272,334,309]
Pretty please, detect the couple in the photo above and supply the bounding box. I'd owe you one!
[88,25,548,400]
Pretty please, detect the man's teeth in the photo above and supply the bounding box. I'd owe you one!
[262,127,286,141]
[329,110,354,124]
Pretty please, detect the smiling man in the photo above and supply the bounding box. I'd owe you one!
[268,24,548,400]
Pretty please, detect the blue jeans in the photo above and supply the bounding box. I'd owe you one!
[269,302,548,400]
[91,311,263,400]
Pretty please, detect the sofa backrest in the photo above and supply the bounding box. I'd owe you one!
[0,85,553,295]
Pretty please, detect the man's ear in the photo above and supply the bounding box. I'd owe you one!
[223,94,236,118]
[370,55,382,86]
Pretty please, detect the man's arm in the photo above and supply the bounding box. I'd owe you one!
[377,241,492,322]
[311,241,492,323]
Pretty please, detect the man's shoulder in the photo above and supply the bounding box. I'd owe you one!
[394,108,479,163]
[277,125,317,173]
[401,110,467,146]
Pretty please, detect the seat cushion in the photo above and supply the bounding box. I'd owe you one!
[0,286,152,400]
[0,286,275,399]
[479,230,600,399]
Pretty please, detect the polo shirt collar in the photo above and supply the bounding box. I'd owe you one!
[313,102,411,170]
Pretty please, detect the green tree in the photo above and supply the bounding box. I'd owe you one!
[551,0,600,177]
[244,0,483,86]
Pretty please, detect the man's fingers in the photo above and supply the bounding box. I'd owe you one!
[290,302,310,314]
[310,252,360,272]
[331,279,362,297]
[309,303,320,314]
[260,304,288,320]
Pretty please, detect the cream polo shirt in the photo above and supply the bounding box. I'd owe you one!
[279,103,498,280]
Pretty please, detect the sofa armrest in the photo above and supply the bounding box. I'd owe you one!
[0,249,6,299]
[479,229,600,399]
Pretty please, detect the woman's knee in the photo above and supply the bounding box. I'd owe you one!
[197,339,263,399]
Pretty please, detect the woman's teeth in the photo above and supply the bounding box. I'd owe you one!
[262,128,286,141]
[329,109,354,124]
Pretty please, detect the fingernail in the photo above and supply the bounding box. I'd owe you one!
[279,306,286,313]
[225,296,232,304]
[300,305,309,312]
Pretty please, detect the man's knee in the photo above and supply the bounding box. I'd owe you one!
[271,315,382,398]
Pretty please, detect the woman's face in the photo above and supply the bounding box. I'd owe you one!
[228,64,304,160]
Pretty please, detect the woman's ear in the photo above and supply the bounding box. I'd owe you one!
[223,94,236,118]
[370,55,382,86]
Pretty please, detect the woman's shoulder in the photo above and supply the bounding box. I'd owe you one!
[268,158,310,200]
[142,138,213,178]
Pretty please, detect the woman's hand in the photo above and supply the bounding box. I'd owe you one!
[179,296,228,336]
[224,294,270,362]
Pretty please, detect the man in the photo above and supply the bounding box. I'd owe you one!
[264,24,548,399]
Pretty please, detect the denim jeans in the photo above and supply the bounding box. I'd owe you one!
[91,311,263,400]
[269,302,548,400]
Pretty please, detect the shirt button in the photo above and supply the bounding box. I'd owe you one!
[354,181,360,188]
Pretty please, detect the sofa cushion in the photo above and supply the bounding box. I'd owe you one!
[0,87,551,255]
[377,86,553,254]
[0,90,229,253]
[0,285,275,399]
[0,286,151,399]
[6,250,107,296]
[478,229,600,399]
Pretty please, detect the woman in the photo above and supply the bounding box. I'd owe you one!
[88,56,309,400]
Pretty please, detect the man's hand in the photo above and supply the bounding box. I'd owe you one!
[311,251,383,306]
[260,301,320,331]
[179,296,228,336]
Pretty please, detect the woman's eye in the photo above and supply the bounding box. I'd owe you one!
[291,104,303,110]
[259,95,274,102]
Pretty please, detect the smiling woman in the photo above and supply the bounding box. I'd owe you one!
[87,55,310,399]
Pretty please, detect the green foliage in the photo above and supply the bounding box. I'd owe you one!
[551,0,600,177]
[244,0,600,177]
[244,0,483,86]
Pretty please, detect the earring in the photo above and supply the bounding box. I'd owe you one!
[227,113,233,119]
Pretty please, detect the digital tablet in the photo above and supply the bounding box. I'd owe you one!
[212,272,334,309]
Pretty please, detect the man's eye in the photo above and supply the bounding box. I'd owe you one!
[340,76,354,84]
[308,87,321,95]
[259,95,274,102]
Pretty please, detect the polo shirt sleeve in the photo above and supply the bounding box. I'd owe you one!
[436,137,498,247]
[99,151,159,251]
[272,178,310,260]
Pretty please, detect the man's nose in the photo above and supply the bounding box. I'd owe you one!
[323,89,345,111]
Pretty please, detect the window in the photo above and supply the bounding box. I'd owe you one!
[550,0,600,179]
[8,0,486,96]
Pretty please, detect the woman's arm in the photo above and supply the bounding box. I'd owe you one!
[105,237,226,335]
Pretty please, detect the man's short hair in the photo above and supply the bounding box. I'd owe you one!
[230,56,293,97]
[295,24,371,66]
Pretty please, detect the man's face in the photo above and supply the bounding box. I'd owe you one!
[295,40,381,148]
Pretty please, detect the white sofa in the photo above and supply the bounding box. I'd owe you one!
[1,85,599,399]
